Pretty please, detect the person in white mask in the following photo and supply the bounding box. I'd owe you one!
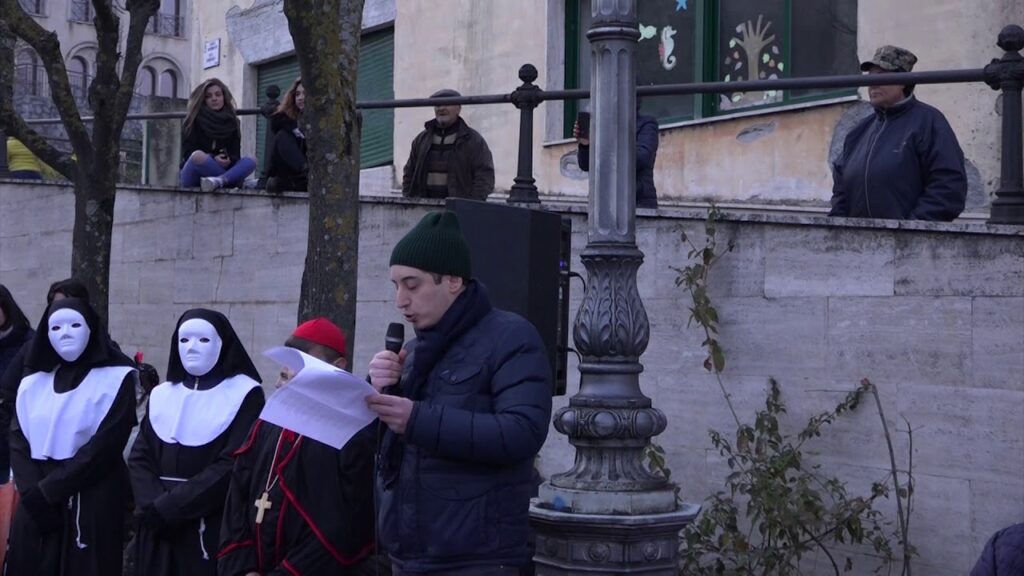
[128,308,265,576]
[7,298,139,576]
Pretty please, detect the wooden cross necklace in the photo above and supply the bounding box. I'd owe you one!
[254,430,300,524]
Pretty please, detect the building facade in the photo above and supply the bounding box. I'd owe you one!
[188,0,396,186]
[191,0,1021,210]
[13,0,193,182]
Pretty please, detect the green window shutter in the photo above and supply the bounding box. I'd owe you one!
[254,27,393,173]
[357,28,394,168]
[255,56,300,174]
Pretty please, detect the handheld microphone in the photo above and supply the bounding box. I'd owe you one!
[382,323,405,397]
[385,322,404,354]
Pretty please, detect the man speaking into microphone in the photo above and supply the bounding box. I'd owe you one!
[366,210,552,576]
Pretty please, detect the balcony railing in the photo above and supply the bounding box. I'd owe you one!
[18,0,45,16]
[148,13,185,38]
[14,64,93,102]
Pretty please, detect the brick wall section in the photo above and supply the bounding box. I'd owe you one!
[1,180,1021,574]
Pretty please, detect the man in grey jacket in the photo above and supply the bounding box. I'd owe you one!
[401,89,495,200]
[367,211,552,575]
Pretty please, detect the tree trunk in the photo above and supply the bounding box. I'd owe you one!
[71,164,117,322]
[283,0,365,360]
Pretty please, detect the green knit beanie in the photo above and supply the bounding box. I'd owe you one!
[389,211,472,279]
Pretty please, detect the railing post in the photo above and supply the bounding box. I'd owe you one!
[985,24,1024,225]
[508,63,542,204]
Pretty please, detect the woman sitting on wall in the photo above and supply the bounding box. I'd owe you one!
[179,78,257,192]
[264,77,308,193]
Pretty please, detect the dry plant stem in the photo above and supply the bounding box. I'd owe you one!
[803,527,842,576]
[866,379,912,576]
[682,233,741,429]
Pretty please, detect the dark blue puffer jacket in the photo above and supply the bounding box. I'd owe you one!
[971,523,1024,576]
[830,96,967,221]
[376,296,552,573]
[578,113,660,208]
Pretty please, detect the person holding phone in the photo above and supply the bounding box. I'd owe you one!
[179,78,257,192]
[573,107,660,209]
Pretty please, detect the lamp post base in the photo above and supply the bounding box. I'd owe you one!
[529,500,700,575]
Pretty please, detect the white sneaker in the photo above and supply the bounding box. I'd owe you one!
[200,176,223,192]
[241,178,260,190]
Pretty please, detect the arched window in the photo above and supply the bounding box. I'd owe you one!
[15,49,43,96]
[158,69,178,98]
[70,56,89,100]
[137,66,157,96]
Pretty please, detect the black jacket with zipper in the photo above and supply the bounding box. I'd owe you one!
[830,96,967,221]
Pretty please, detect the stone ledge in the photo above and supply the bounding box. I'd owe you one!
[3,178,1016,236]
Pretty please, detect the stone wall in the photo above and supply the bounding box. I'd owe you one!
[0,180,1021,575]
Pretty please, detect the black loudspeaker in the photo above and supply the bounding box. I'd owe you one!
[446,199,570,396]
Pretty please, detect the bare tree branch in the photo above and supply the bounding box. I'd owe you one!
[116,0,161,120]
[88,0,123,155]
[0,1,92,167]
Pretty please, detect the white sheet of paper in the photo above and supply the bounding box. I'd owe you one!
[259,346,378,450]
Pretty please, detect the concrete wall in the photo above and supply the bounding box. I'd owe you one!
[393,0,547,196]
[1,180,1021,575]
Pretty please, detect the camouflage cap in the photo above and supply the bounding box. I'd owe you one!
[860,45,918,73]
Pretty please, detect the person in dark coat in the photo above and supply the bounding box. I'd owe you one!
[830,45,967,221]
[264,77,309,193]
[0,283,34,488]
[219,318,377,576]
[6,298,138,576]
[0,279,93,484]
[0,285,34,403]
[574,111,660,209]
[129,309,265,576]
[179,78,257,192]
[401,89,495,200]
[366,211,552,575]
[971,522,1024,576]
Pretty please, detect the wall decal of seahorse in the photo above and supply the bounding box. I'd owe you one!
[659,25,677,71]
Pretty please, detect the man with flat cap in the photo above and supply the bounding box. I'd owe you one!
[829,45,967,221]
[401,88,495,200]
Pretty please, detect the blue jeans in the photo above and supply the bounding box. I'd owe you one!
[9,170,42,180]
[179,154,256,187]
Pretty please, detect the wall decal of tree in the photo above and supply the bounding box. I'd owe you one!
[721,14,784,110]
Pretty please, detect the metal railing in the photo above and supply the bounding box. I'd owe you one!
[18,0,45,16]
[14,64,92,101]
[8,25,1023,224]
[148,13,185,38]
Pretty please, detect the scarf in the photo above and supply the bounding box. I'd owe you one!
[378,280,492,487]
[403,280,492,400]
[196,105,238,142]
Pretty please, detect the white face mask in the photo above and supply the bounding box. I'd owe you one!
[177,318,223,377]
[47,308,91,363]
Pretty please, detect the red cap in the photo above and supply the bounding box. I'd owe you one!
[292,317,347,357]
